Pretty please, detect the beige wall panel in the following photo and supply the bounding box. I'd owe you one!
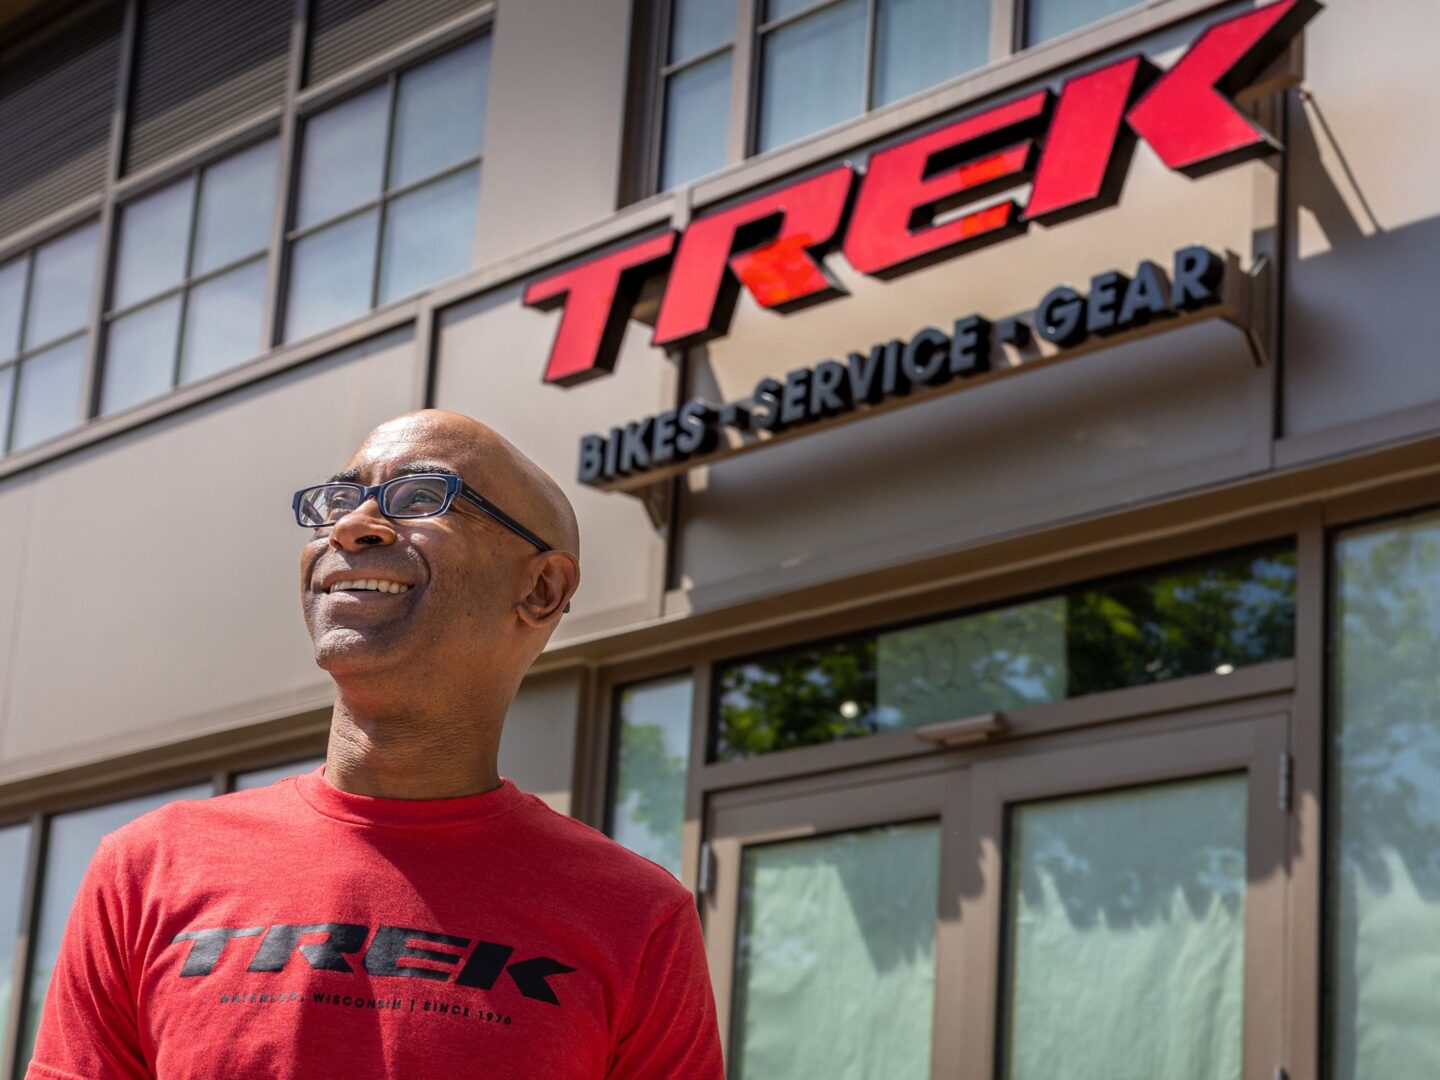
[500,667,584,814]
[677,138,1271,605]
[434,285,675,642]
[0,329,418,776]
[475,0,632,263]
[1283,0,1440,435]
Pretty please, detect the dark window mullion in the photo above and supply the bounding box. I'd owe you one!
[372,71,402,311]
[660,39,733,77]
[756,0,845,34]
[171,170,205,389]
[862,0,878,111]
[4,255,37,454]
[382,156,481,204]
[735,0,762,160]
[105,284,187,325]
[284,199,384,245]
[4,814,47,1080]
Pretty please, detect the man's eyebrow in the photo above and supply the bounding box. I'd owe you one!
[323,463,460,484]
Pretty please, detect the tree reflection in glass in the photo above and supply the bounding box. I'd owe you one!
[608,676,693,876]
[714,546,1295,760]
[1330,513,1440,1079]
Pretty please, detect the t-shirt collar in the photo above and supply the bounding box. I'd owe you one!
[294,765,527,829]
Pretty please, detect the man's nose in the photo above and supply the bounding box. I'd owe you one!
[329,498,399,550]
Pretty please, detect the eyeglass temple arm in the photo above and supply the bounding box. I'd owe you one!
[459,487,553,553]
[460,488,572,614]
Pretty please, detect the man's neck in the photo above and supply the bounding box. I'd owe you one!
[322,682,505,800]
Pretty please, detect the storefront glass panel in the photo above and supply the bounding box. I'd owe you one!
[377,165,480,304]
[0,256,25,359]
[873,0,989,107]
[179,260,268,384]
[757,0,866,153]
[0,822,32,1045]
[101,296,182,414]
[192,139,279,276]
[21,784,210,1068]
[1003,775,1247,1079]
[25,225,98,350]
[607,676,692,877]
[660,52,731,190]
[112,177,193,309]
[1330,511,1440,1079]
[390,37,489,190]
[714,546,1296,759]
[11,337,86,453]
[731,822,939,1080]
[1025,0,1142,46]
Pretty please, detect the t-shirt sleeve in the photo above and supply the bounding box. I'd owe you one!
[607,894,724,1080]
[27,836,152,1080]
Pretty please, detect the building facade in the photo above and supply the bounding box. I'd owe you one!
[0,0,1437,1076]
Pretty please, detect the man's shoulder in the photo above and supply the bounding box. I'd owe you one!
[511,789,692,911]
[103,779,304,857]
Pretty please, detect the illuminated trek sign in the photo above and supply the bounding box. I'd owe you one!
[523,0,1318,391]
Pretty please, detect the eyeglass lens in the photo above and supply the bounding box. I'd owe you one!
[296,475,451,526]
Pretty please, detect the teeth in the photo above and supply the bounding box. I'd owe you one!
[328,580,412,594]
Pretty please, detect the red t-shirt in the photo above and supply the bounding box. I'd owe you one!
[27,770,723,1079]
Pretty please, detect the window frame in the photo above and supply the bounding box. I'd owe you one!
[0,737,330,1080]
[707,537,1299,765]
[0,3,496,462]
[701,701,1290,1076]
[633,0,1258,199]
[0,223,101,454]
[280,35,490,344]
[98,135,282,414]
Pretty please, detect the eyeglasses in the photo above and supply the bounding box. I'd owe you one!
[292,473,554,553]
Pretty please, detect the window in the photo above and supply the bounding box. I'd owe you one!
[650,0,991,191]
[100,139,279,415]
[0,224,99,454]
[714,545,1297,760]
[1001,774,1247,1077]
[1023,0,1142,46]
[657,0,733,189]
[730,822,941,1079]
[284,37,490,342]
[606,676,693,877]
[756,0,989,153]
[1329,510,1440,1078]
[19,783,210,1070]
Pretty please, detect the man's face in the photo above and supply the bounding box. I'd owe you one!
[299,417,535,678]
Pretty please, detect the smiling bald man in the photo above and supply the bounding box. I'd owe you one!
[29,411,724,1080]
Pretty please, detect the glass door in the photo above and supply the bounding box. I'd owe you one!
[957,711,1289,1080]
[704,758,967,1079]
[703,707,1289,1079]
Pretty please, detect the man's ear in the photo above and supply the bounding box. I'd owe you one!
[516,551,580,628]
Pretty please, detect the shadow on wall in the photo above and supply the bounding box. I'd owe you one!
[1283,90,1440,434]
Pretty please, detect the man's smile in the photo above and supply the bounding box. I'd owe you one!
[325,578,414,595]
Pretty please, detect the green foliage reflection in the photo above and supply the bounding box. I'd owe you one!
[715,548,1296,761]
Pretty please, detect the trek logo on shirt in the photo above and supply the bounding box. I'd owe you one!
[170,922,578,1006]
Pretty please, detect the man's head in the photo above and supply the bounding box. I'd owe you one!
[299,410,580,697]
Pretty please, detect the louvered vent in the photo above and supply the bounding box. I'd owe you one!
[0,3,123,243]
[307,0,479,86]
[126,0,292,174]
